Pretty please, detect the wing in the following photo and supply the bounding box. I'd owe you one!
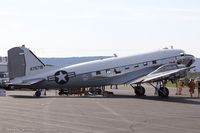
[130,64,195,84]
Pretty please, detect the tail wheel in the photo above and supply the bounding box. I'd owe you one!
[35,91,41,97]
[135,86,145,96]
[158,87,169,97]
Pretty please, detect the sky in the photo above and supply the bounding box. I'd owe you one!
[0,0,200,57]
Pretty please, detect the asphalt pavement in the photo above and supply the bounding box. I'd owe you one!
[0,85,200,133]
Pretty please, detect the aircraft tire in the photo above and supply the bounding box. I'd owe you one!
[95,88,102,95]
[135,86,145,96]
[158,87,169,97]
[35,91,41,97]
[58,89,64,95]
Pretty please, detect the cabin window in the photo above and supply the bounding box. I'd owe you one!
[106,69,111,74]
[125,67,130,70]
[180,52,185,56]
[114,68,121,74]
[96,71,101,75]
[134,64,139,68]
[143,62,148,66]
[152,60,157,64]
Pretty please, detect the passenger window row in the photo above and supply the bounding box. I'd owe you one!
[95,60,158,76]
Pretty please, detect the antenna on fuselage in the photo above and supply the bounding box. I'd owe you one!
[113,53,118,57]
[163,45,174,49]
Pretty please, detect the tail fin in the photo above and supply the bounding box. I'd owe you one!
[8,45,46,80]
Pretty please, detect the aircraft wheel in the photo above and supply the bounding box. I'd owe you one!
[58,89,64,95]
[89,87,94,94]
[35,91,41,97]
[95,88,102,95]
[135,86,145,96]
[158,87,169,97]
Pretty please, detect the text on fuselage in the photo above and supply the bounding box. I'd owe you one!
[30,65,44,71]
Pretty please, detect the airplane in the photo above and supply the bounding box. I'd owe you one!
[4,45,195,97]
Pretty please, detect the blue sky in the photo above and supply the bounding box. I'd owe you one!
[0,0,200,57]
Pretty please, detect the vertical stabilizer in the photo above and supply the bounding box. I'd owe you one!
[8,46,46,80]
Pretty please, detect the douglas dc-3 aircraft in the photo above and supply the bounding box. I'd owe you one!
[5,46,195,97]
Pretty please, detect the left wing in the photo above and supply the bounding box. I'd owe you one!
[130,64,195,84]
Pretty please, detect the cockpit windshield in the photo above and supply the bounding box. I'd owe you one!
[180,52,185,56]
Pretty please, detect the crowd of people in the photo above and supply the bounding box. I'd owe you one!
[176,77,200,97]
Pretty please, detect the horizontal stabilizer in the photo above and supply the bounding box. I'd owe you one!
[10,78,45,86]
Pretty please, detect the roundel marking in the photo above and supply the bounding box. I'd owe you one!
[54,70,69,84]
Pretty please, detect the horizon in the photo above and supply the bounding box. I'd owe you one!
[1,47,200,58]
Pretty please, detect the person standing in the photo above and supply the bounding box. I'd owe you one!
[195,77,200,98]
[177,79,184,95]
[188,79,195,97]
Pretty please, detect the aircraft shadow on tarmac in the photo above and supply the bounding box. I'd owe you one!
[8,94,200,105]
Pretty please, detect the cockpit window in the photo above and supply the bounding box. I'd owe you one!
[180,52,185,56]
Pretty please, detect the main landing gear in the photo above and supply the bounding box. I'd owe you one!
[157,87,169,97]
[150,81,169,97]
[131,81,169,97]
[130,84,145,96]
[134,86,145,96]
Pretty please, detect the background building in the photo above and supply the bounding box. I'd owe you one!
[0,56,8,83]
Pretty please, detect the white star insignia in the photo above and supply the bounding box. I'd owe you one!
[56,72,67,83]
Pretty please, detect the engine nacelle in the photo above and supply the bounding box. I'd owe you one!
[168,70,187,83]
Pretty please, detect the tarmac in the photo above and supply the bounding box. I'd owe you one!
[0,85,200,133]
